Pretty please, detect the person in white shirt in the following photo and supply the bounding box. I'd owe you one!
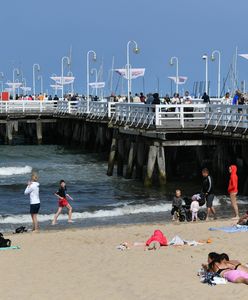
[133,93,141,103]
[24,173,40,231]
[190,195,200,222]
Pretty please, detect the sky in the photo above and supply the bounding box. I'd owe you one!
[0,0,248,97]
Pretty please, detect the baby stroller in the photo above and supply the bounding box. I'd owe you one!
[178,193,207,222]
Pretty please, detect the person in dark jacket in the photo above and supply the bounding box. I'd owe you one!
[202,92,210,103]
[152,93,160,105]
[202,168,216,220]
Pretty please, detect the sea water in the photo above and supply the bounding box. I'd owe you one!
[0,145,246,232]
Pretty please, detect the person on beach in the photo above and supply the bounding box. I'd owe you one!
[201,168,216,220]
[190,195,199,222]
[228,165,239,220]
[171,189,183,221]
[145,230,168,250]
[237,211,248,225]
[24,173,40,232]
[52,180,73,225]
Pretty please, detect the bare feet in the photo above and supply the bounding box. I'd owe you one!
[51,221,57,225]
[231,216,239,220]
[68,220,74,223]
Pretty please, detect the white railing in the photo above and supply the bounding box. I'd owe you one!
[1,100,248,133]
[0,100,57,114]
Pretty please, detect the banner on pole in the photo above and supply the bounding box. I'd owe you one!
[168,76,188,85]
[115,68,145,79]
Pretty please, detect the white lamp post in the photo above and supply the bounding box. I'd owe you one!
[211,50,221,98]
[202,54,208,94]
[91,68,98,97]
[38,75,43,94]
[0,72,4,92]
[33,63,40,98]
[87,50,97,112]
[169,56,179,94]
[67,70,74,94]
[61,56,70,99]
[126,40,139,102]
[12,68,20,98]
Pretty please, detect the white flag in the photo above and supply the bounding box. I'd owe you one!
[115,68,145,79]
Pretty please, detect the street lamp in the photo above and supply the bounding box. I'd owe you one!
[127,40,140,102]
[12,68,20,98]
[87,50,97,112]
[91,68,98,97]
[202,54,208,94]
[211,50,221,98]
[38,75,43,94]
[0,72,4,92]
[61,56,70,99]
[169,56,179,94]
[67,70,74,94]
[33,63,40,97]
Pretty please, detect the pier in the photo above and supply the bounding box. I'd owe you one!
[1,99,248,191]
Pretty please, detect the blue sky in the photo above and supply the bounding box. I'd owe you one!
[0,0,248,96]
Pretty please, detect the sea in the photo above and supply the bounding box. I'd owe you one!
[0,145,247,232]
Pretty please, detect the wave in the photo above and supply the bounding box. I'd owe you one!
[0,166,32,176]
[0,203,172,224]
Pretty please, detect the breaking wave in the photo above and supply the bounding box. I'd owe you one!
[0,166,32,176]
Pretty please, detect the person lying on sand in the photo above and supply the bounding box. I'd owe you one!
[208,255,248,284]
[202,252,248,274]
[144,230,168,250]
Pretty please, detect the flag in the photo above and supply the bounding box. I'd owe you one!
[115,68,145,79]
[89,82,105,89]
[168,76,188,85]
[239,54,248,60]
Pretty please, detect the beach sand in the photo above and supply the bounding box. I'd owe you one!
[0,219,247,300]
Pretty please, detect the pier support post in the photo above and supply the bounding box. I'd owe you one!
[117,139,124,176]
[136,142,145,179]
[107,132,117,176]
[5,121,18,144]
[157,146,166,186]
[36,120,42,144]
[125,142,136,179]
[144,145,158,187]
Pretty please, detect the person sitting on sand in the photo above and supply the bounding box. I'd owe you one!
[171,189,183,221]
[208,255,248,284]
[237,211,248,225]
[202,252,248,274]
[52,180,73,225]
[145,230,168,250]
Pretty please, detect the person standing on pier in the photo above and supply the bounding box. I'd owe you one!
[228,165,239,220]
[201,168,216,221]
[24,173,40,232]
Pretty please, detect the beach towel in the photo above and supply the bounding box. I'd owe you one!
[169,235,203,246]
[209,225,248,233]
[0,246,20,251]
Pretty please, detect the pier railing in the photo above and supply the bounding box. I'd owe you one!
[1,100,248,133]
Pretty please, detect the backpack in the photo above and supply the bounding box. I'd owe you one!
[0,233,11,248]
[14,226,27,234]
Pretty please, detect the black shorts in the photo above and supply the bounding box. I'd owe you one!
[30,203,40,214]
[206,194,214,208]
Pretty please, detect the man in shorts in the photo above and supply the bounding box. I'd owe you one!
[202,168,216,221]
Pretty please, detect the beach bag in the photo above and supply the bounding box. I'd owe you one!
[0,233,11,248]
[14,226,27,234]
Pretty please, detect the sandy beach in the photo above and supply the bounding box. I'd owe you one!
[0,219,247,300]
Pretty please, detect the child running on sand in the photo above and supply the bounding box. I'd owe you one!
[190,194,200,222]
[52,180,73,225]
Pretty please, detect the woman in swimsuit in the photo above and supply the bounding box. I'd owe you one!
[209,258,248,284]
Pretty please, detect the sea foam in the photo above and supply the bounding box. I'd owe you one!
[0,166,32,176]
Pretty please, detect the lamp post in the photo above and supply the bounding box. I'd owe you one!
[202,54,208,94]
[169,56,179,94]
[87,50,97,112]
[211,50,221,98]
[61,56,70,99]
[0,72,4,92]
[91,68,98,97]
[12,68,20,98]
[38,75,43,94]
[67,70,74,94]
[126,40,139,102]
[33,63,40,98]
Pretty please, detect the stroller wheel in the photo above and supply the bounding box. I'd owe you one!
[198,211,207,221]
[179,214,186,222]
[186,212,192,222]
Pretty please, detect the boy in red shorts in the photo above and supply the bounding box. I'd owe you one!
[52,180,73,225]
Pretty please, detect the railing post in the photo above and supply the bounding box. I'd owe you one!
[155,105,159,126]
[68,101,71,114]
[108,102,111,118]
[22,101,25,113]
[180,105,184,128]
[40,101,43,113]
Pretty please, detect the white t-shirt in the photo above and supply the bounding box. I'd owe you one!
[190,200,199,213]
[24,182,40,204]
